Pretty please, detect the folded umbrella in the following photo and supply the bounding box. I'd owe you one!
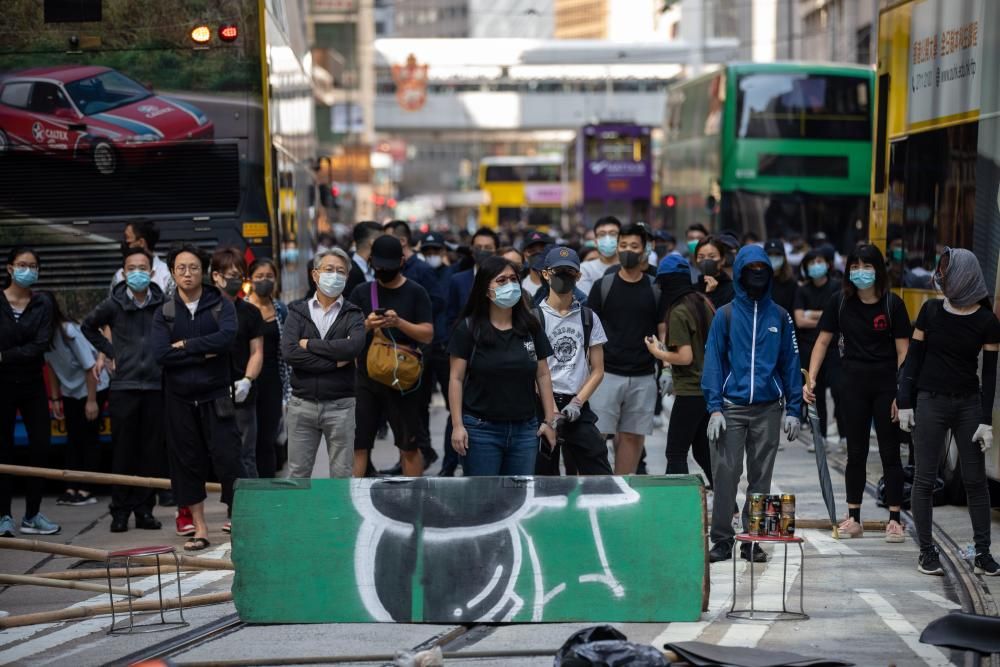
[802,370,839,539]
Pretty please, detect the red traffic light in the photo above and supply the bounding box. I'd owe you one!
[663,194,677,208]
[219,24,239,42]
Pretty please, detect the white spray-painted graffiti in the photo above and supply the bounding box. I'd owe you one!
[351,476,640,622]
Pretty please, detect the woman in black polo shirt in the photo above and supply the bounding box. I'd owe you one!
[448,256,557,475]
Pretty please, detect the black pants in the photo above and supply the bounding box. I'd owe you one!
[418,344,450,456]
[536,394,612,476]
[110,390,164,517]
[912,391,992,553]
[840,367,903,507]
[255,369,283,478]
[63,389,109,494]
[354,374,422,452]
[0,376,48,518]
[164,393,241,508]
[665,394,712,484]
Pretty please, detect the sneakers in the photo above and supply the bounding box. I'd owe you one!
[885,520,905,543]
[838,516,864,538]
[974,552,999,576]
[0,515,15,537]
[110,515,129,533]
[175,507,195,537]
[709,541,734,563]
[20,513,61,535]
[918,548,944,575]
[222,520,232,534]
[56,492,76,505]
[741,543,768,563]
[134,513,162,530]
[57,491,97,506]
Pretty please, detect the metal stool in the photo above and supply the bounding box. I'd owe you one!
[727,533,808,621]
[105,545,189,634]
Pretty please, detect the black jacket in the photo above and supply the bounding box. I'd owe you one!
[151,286,237,403]
[281,297,365,401]
[0,290,53,382]
[82,282,165,391]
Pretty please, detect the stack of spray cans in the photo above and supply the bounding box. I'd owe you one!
[748,493,795,537]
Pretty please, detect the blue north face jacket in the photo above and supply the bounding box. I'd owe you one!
[701,244,802,416]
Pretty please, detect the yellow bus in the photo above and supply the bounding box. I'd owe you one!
[872,0,999,484]
[477,155,565,230]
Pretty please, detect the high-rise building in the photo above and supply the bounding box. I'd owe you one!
[392,0,553,39]
[554,0,674,41]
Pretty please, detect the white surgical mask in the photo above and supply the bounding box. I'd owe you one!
[426,255,443,269]
[317,272,346,298]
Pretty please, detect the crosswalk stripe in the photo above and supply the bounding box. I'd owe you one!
[855,588,951,667]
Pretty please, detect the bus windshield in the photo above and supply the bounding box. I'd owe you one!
[736,73,870,140]
[484,163,561,182]
[64,71,153,115]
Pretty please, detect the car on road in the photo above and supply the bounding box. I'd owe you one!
[0,65,214,174]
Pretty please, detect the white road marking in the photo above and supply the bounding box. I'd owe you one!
[650,560,747,646]
[911,590,961,610]
[0,543,232,664]
[801,528,860,556]
[855,589,952,667]
[719,542,803,648]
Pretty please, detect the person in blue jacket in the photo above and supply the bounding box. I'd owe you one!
[701,244,802,564]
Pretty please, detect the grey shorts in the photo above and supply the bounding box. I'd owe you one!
[590,372,657,436]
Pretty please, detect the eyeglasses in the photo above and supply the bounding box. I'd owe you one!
[12,262,38,270]
[175,265,202,275]
[316,267,347,275]
[492,275,519,287]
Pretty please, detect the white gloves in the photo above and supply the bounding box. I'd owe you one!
[561,397,583,423]
[233,377,252,403]
[898,409,915,433]
[973,424,992,453]
[707,413,726,445]
[783,416,801,442]
[659,369,674,396]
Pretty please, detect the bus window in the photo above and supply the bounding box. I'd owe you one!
[736,74,871,141]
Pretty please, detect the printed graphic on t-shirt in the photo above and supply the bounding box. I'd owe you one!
[551,324,579,364]
[873,313,888,331]
[524,338,537,362]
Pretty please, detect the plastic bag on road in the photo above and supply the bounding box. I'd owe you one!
[393,646,443,667]
[553,625,668,667]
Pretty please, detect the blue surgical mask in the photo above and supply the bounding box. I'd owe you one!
[596,235,618,258]
[687,240,699,254]
[807,262,828,280]
[490,282,522,308]
[317,272,346,298]
[12,267,38,288]
[126,270,151,291]
[849,268,876,290]
[769,256,785,271]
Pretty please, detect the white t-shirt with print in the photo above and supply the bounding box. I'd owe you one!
[539,300,608,395]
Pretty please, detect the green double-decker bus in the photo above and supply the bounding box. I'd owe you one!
[661,62,873,251]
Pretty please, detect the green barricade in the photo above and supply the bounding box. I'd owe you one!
[231,475,706,623]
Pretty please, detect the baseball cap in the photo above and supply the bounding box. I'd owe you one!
[545,245,580,271]
[524,231,553,249]
[420,232,445,249]
[371,235,403,269]
[656,254,691,277]
[763,239,785,255]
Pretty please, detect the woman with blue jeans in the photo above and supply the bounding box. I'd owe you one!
[448,256,557,476]
[897,248,1000,577]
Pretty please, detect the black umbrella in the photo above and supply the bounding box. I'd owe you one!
[802,370,840,539]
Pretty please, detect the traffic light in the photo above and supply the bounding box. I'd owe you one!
[662,193,677,227]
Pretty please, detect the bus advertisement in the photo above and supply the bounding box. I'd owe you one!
[569,123,653,227]
[661,62,873,253]
[477,155,565,230]
[872,0,1000,484]
[0,0,316,313]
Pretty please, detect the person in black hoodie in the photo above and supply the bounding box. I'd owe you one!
[82,246,166,533]
[694,236,735,309]
[151,244,239,551]
[0,247,59,537]
[282,248,366,478]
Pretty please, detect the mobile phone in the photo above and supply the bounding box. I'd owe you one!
[374,308,388,316]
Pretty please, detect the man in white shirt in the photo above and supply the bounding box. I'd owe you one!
[578,216,621,295]
[110,221,174,295]
[281,248,367,478]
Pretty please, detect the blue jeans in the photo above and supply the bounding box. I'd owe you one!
[463,414,538,476]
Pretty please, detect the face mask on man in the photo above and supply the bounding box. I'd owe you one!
[619,251,642,270]
[596,235,618,258]
[126,270,152,292]
[769,256,785,271]
[490,282,522,308]
[740,266,770,300]
[374,268,400,283]
[425,255,443,269]
[222,277,243,297]
[549,272,576,295]
[849,268,876,290]
[12,267,38,288]
[473,249,494,266]
[687,240,699,254]
[317,272,346,298]
[253,279,275,298]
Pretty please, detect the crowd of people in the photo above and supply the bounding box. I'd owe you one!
[0,216,996,576]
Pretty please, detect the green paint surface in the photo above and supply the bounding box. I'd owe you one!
[231,476,706,623]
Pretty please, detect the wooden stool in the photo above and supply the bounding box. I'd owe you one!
[727,533,808,621]
[105,545,189,634]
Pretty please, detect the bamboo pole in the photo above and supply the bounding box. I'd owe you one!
[0,574,140,597]
[0,464,222,493]
[796,518,887,531]
[0,538,233,571]
[0,591,232,629]
[38,565,206,581]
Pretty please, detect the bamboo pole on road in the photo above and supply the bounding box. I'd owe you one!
[0,538,233,571]
[0,464,222,493]
[0,591,232,629]
[38,565,207,581]
[0,574,139,597]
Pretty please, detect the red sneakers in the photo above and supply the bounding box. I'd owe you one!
[175,506,195,536]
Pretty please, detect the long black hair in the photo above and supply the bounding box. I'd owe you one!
[457,255,540,346]
[843,243,889,300]
[39,291,73,348]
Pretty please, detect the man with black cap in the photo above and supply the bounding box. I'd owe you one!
[521,230,552,299]
[348,235,434,477]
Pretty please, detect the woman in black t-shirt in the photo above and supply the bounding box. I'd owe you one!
[804,244,910,542]
[694,237,735,309]
[897,248,1000,576]
[448,256,557,476]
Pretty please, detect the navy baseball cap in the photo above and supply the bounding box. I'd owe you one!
[524,231,553,249]
[545,245,580,271]
[764,239,785,255]
[656,254,691,277]
[420,232,445,249]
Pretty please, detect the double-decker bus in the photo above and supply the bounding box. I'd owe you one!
[0,0,316,313]
[477,155,565,231]
[661,62,873,252]
[872,0,999,488]
[567,122,653,227]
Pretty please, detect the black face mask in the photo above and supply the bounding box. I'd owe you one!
[619,251,642,270]
[516,264,530,281]
[549,273,576,295]
[740,267,770,300]
[473,249,494,267]
[222,277,242,297]
[375,268,400,284]
[253,279,274,298]
[698,259,719,277]
[654,244,669,259]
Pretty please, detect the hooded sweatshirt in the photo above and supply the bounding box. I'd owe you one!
[82,282,165,391]
[701,245,802,416]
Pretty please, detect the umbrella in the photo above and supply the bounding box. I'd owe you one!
[802,370,839,539]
